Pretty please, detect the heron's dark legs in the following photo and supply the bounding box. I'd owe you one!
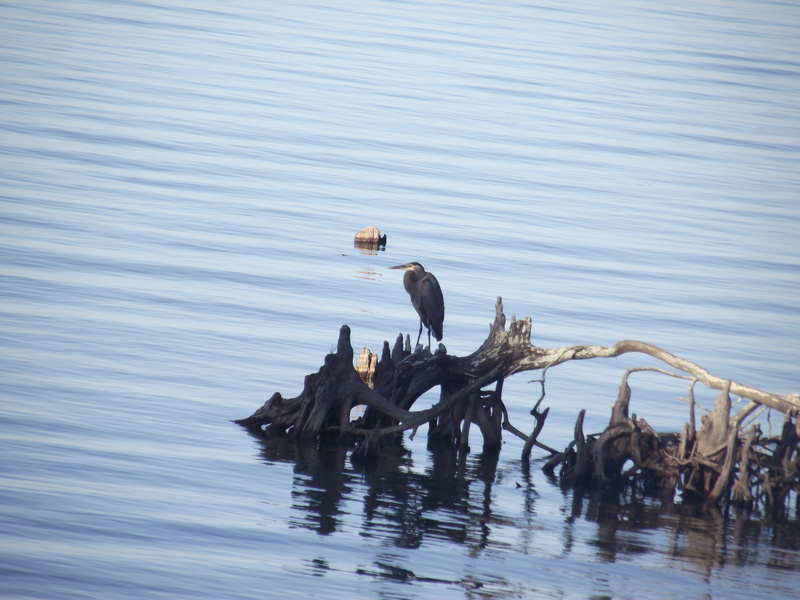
[416,321,423,347]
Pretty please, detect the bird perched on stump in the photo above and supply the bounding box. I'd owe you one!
[390,262,445,348]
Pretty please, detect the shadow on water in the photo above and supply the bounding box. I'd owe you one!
[249,431,800,578]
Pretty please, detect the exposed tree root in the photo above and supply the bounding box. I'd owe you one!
[236,297,799,514]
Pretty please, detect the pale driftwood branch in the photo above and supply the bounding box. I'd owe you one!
[536,341,797,415]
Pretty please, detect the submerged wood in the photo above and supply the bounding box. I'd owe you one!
[353,225,387,250]
[236,297,799,513]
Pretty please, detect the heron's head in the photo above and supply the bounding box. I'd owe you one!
[389,262,424,274]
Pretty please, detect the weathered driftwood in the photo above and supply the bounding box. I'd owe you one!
[237,297,799,513]
[353,225,387,251]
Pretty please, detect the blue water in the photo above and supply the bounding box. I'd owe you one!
[1,1,799,598]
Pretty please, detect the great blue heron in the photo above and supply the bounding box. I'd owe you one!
[390,262,444,348]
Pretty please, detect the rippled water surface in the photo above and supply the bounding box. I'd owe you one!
[2,1,799,598]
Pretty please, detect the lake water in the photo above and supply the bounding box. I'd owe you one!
[1,0,799,598]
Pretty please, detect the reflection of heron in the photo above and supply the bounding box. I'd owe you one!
[390,262,444,348]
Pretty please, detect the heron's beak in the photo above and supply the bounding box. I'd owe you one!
[389,264,409,270]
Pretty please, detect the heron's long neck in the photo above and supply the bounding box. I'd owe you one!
[403,270,418,291]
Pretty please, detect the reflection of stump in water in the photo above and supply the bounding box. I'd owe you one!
[236,297,799,515]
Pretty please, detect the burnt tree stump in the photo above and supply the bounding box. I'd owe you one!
[237,297,800,513]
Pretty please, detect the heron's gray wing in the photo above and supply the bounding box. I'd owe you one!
[419,274,445,340]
